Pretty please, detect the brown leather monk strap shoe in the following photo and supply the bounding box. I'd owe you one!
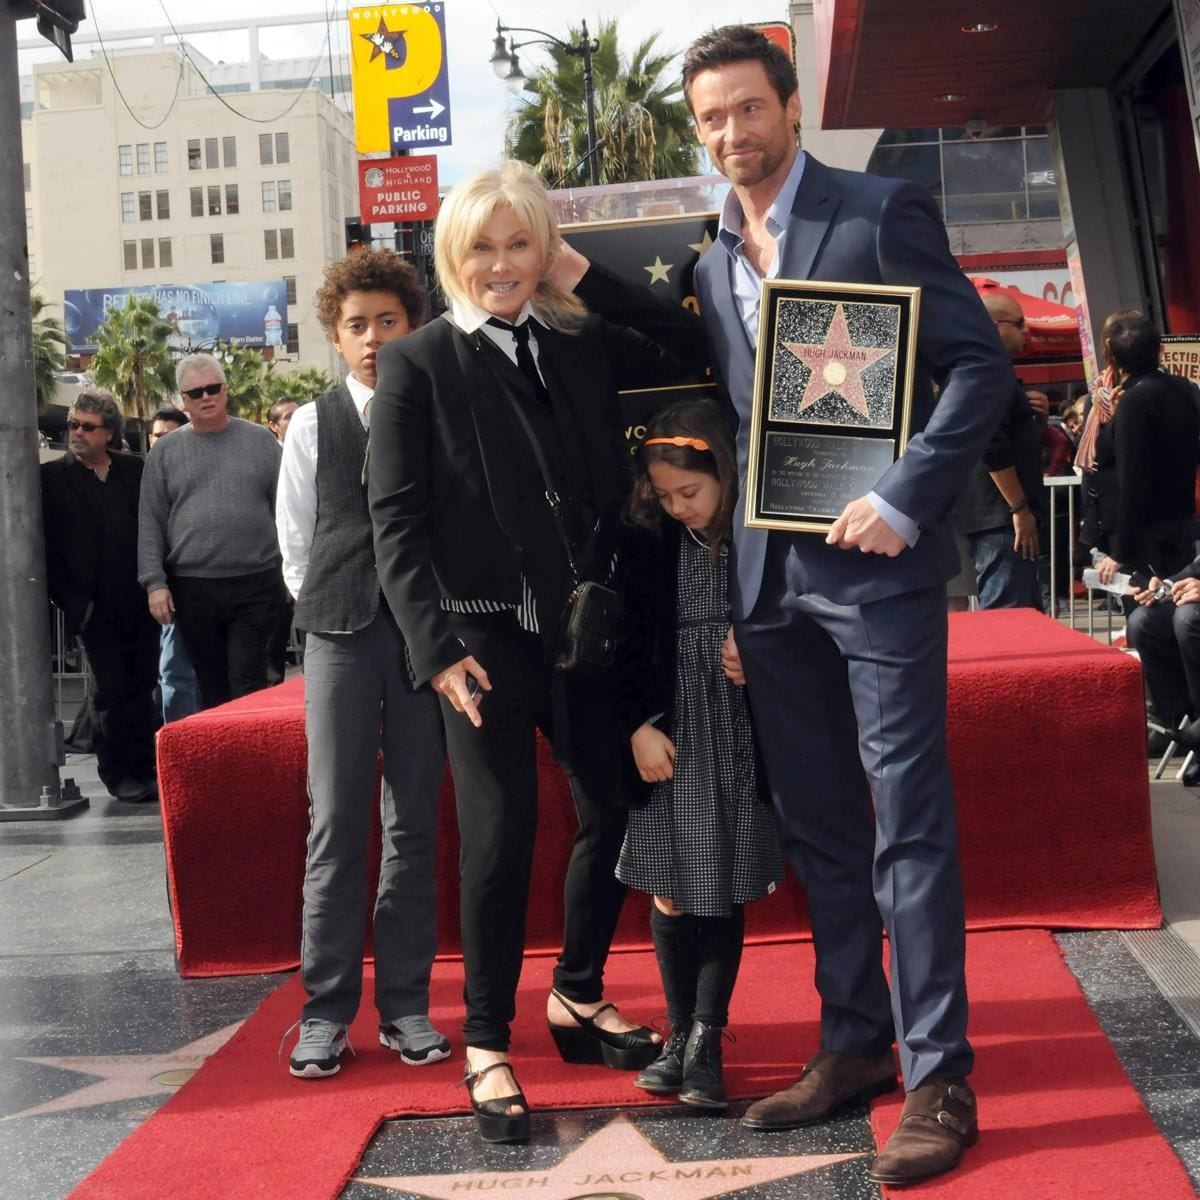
[742,1048,898,1131]
[868,1076,978,1186]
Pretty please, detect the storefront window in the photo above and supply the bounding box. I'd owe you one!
[942,138,1026,222]
[867,127,1061,226]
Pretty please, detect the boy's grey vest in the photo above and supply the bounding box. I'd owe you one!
[291,387,381,634]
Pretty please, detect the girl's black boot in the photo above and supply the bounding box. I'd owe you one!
[634,1023,691,1094]
[678,1019,728,1110]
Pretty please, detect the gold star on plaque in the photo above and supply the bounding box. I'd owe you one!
[644,256,673,284]
[783,302,893,418]
[358,1114,862,1197]
[688,230,715,256]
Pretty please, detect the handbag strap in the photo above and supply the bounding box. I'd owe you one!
[473,333,582,585]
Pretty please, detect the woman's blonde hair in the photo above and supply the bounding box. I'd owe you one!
[433,160,585,333]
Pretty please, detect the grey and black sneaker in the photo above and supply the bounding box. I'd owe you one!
[288,1019,350,1078]
[379,1015,451,1065]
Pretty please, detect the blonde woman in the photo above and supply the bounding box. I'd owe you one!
[367,160,705,1143]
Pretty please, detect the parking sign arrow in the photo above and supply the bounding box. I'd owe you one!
[413,98,446,120]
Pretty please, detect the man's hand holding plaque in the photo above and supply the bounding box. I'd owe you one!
[826,496,906,556]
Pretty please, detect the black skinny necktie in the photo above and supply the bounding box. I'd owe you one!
[487,317,549,405]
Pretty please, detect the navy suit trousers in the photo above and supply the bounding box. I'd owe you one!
[735,534,973,1088]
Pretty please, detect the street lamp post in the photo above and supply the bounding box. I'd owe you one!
[489,20,602,187]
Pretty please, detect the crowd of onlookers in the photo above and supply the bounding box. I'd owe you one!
[41,372,298,803]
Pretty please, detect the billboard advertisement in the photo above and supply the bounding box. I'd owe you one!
[358,154,439,223]
[64,282,288,354]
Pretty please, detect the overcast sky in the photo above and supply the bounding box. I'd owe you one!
[17,0,741,183]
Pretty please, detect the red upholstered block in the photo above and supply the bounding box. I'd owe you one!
[159,609,1159,978]
[946,610,1159,930]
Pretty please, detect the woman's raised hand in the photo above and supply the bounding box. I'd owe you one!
[546,238,590,293]
[433,655,492,728]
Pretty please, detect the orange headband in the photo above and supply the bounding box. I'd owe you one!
[644,436,710,452]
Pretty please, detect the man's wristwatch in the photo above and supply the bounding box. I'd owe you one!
[1008,499,1029,514]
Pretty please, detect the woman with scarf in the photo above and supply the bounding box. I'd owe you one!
[1079,309,1199,595]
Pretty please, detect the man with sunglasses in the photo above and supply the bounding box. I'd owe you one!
[138,354,285,708]
[41,389,161,802]
[952,293,1046,609]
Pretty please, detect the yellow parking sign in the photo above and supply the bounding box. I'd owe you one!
[349,4,453,153]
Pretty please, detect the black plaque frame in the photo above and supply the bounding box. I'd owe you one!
[746,279,921,533]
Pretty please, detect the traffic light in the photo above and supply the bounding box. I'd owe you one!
[9,1,86,62]
[345,218,369,253]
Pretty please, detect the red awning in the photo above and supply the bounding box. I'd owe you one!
[971,276,1081,359]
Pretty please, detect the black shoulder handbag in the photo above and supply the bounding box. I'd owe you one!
[488,350,621,671]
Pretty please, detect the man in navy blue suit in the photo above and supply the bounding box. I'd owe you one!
[684,25,1011,1186]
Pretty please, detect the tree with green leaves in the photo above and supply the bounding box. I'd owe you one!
[90,296,176,426]
[217,343,273,423]
[31,290,67,412]
[264,365,334,407]
[505,20,698,187]
[214,352,333,421]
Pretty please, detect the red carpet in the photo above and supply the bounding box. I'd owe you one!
[159,610,1160,977]
[67,931,1195,1200]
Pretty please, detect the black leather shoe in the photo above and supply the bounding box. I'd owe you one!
[547,990,659,1070]
[1175,718,1200,750]
[1182,758,1200,787]
[678,1020,728,1110]
[635,1025,689,1095]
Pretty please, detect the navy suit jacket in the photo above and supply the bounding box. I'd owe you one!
[695,154,1013,618]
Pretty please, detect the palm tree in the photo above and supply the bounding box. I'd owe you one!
[264,365,334,407]
[217,344,273,424]
[505,20,698,187]
[31,290,67,411]
[90,296,176,426]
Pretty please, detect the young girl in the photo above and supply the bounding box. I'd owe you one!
[614,399,783,1110]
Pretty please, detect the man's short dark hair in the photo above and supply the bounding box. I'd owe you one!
[1106,312,1161,376]
[267,397,297,425]
[682,25,798,112]
[315,248,426,336]
[73,389,123,446]
[151,406,188,428]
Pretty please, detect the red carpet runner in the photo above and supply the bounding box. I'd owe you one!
[67,931,1195,1200]
[158,611,1161,978]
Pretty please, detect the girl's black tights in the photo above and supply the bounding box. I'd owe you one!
[651,902,745,1029]
[694,905,745,1028]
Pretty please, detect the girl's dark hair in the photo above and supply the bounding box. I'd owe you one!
[627,398,738,557]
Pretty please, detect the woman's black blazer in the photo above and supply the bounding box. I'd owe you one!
[368,263,707,686]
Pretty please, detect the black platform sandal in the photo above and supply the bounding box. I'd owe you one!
[547,989,660,1070]
[462,1061,530,1144]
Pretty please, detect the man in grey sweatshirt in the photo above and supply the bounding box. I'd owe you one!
[138,353,284,708]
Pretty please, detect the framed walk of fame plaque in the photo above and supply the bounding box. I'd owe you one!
[745,279,921,533]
